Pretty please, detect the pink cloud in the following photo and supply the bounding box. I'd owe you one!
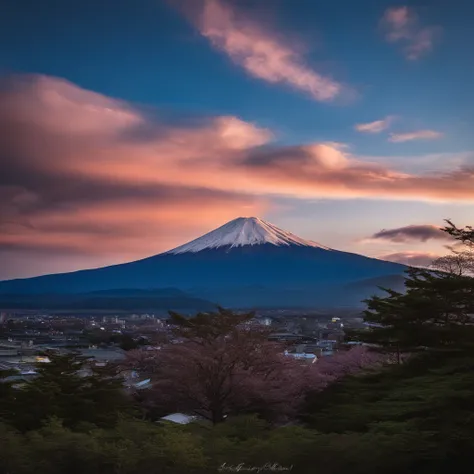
[0,75,471,204]
[381,7,441,60]
[380,251,440,268]
[355,116,394,133]
[383,7,413,41]
[389,130,444,142]
[1,74,142,136]
[0,75,270,277]
[0,74,473,276]
[186,0,342,101]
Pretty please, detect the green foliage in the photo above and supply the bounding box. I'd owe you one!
[1,352,134,432]
[3,351,474,474]
[0,369,17,419]
[355,266,474,357]
[302,352,474,473]
[0,419,207,474]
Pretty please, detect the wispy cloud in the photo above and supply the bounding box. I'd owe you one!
[355,116,394,133]
[389,130,444,142]
[368,225,450,243]
[185,0,343,101]
[381,6,441,60]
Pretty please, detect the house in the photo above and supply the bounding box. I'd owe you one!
[284,350,317,364]
[159,413,198,425]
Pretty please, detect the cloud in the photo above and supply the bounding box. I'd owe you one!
[183,0,342,101]
[237,147,474,203]
[368,225,450,243]
[1,74,474,277]
[381,6,441,60]
[0,74,270,278]
[380,251,440,267]
[389,130,444,142]
[355,116,394,133]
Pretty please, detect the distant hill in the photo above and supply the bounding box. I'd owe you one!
[0,288,217,312]
[343,273,407,295]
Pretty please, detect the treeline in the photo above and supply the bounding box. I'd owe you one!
[1,221,474,473]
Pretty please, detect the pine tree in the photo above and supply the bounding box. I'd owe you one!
[361,267,474,357]
[442,220,474,246]
[357,221,474,358]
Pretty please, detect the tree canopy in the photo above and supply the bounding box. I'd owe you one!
[1,351,134,432]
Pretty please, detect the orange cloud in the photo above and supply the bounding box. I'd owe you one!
[1,75,473,204]
[381,7,441,60]
[389,130,444,142]
[184,0,342,101]
[0,74,473,277]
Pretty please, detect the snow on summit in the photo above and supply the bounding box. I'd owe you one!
[167,217,330,254]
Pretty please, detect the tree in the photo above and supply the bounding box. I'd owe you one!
[124,308,309,424]
[357,221,474,359]
[0,369,17,422]
[124,308,385,425]
[118,334,140,351]
[442,220,474,247]
[431,220,474,276]
[432,248,474,276]
[361,267,474,356]
[4,352,134,432]
[307,345,384,386]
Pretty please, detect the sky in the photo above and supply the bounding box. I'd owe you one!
[0,0,473,279]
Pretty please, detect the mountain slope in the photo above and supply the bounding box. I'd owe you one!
[0,217,407,308]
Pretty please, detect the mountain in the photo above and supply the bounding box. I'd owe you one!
[0,217,407,309]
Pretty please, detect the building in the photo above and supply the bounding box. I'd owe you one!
[159,413,198,425]
[268,332,305,343]
[284,350,317,364]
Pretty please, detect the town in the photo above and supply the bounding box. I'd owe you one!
[0,309,364,389]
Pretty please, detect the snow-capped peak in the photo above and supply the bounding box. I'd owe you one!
[166,217,331,254]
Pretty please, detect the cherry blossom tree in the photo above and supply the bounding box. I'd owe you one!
[305,345,385,391]
[124,328,307,423]
[123,308,384,424]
